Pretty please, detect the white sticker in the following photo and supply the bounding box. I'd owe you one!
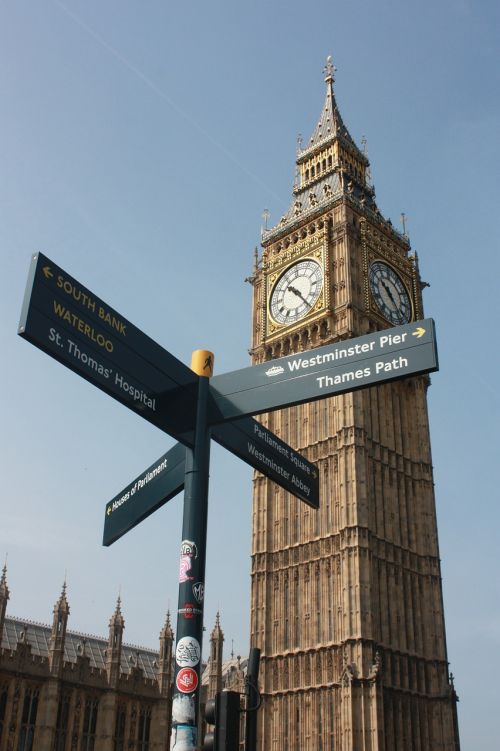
[176,636,201,668]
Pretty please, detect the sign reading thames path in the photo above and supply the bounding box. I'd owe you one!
[19,252,439,749]
[209,320,438,422]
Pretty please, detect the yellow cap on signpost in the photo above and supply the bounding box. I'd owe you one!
[191,350,214,377]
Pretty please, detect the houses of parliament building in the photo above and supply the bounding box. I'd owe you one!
[2,58,459,750]
[0,568,243,751]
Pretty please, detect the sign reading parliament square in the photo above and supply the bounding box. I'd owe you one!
[212,416,319,508]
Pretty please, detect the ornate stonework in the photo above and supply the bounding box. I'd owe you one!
[249,59,460,751]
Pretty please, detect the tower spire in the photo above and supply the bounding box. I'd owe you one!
[0,557,9,638]
[106,593,125,687]
[49,578,70,675]
[264,54,375,241]
[208,612,224,699]
[158,610,174,696]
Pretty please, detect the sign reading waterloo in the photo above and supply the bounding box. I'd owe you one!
[18,252,198,445]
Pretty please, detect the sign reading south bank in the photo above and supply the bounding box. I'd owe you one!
[18,253,197,444]
[209,319,438,422]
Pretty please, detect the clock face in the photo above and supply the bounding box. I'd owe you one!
[270,259,324,326]
[369,261,412,325]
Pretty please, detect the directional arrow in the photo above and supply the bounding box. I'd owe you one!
[412,326,426,338]
[42,265,53,279]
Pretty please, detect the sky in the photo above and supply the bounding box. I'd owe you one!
[0,1,499,747]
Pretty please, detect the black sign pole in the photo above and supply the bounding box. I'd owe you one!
[170,350,214,751]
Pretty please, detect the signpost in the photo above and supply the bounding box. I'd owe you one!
[18,253,440,750]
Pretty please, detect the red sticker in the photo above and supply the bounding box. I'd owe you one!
[179,602,202,619]
[176,667,198,694]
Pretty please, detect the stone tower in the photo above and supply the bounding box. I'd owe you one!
[249,57,459,751]
[207,612,224,699]
[0,563,9,636]
[106,595,125,689]
[48,581,70,676]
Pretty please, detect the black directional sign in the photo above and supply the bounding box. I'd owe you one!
[212,416,319,508]
[18,253,197,445]
[103,442,186,546]
[209,319,438,423]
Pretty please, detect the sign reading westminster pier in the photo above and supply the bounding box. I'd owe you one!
[209,319,438,422]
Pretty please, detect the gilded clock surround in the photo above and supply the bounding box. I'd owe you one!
[368,261,412,324]
[264,230,329,342]
[360,216,421,325]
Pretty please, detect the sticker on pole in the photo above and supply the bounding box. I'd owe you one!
[176,667,198,693]
[176,636,201,667]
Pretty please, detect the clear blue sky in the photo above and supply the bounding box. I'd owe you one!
[1,2,499,748]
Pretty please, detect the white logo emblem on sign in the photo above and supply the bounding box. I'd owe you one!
[176,636,201,668]
[265,365,284,377]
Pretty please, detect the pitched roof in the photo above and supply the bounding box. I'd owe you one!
[299,56,358,156]
[1,615,159,681]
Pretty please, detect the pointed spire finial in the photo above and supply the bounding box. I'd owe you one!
[1,555,7,585]
[400,212,408,237]
[262,208,270,231]
[324,55,336,85]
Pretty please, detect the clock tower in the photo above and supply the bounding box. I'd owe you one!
[249,58,459,750]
